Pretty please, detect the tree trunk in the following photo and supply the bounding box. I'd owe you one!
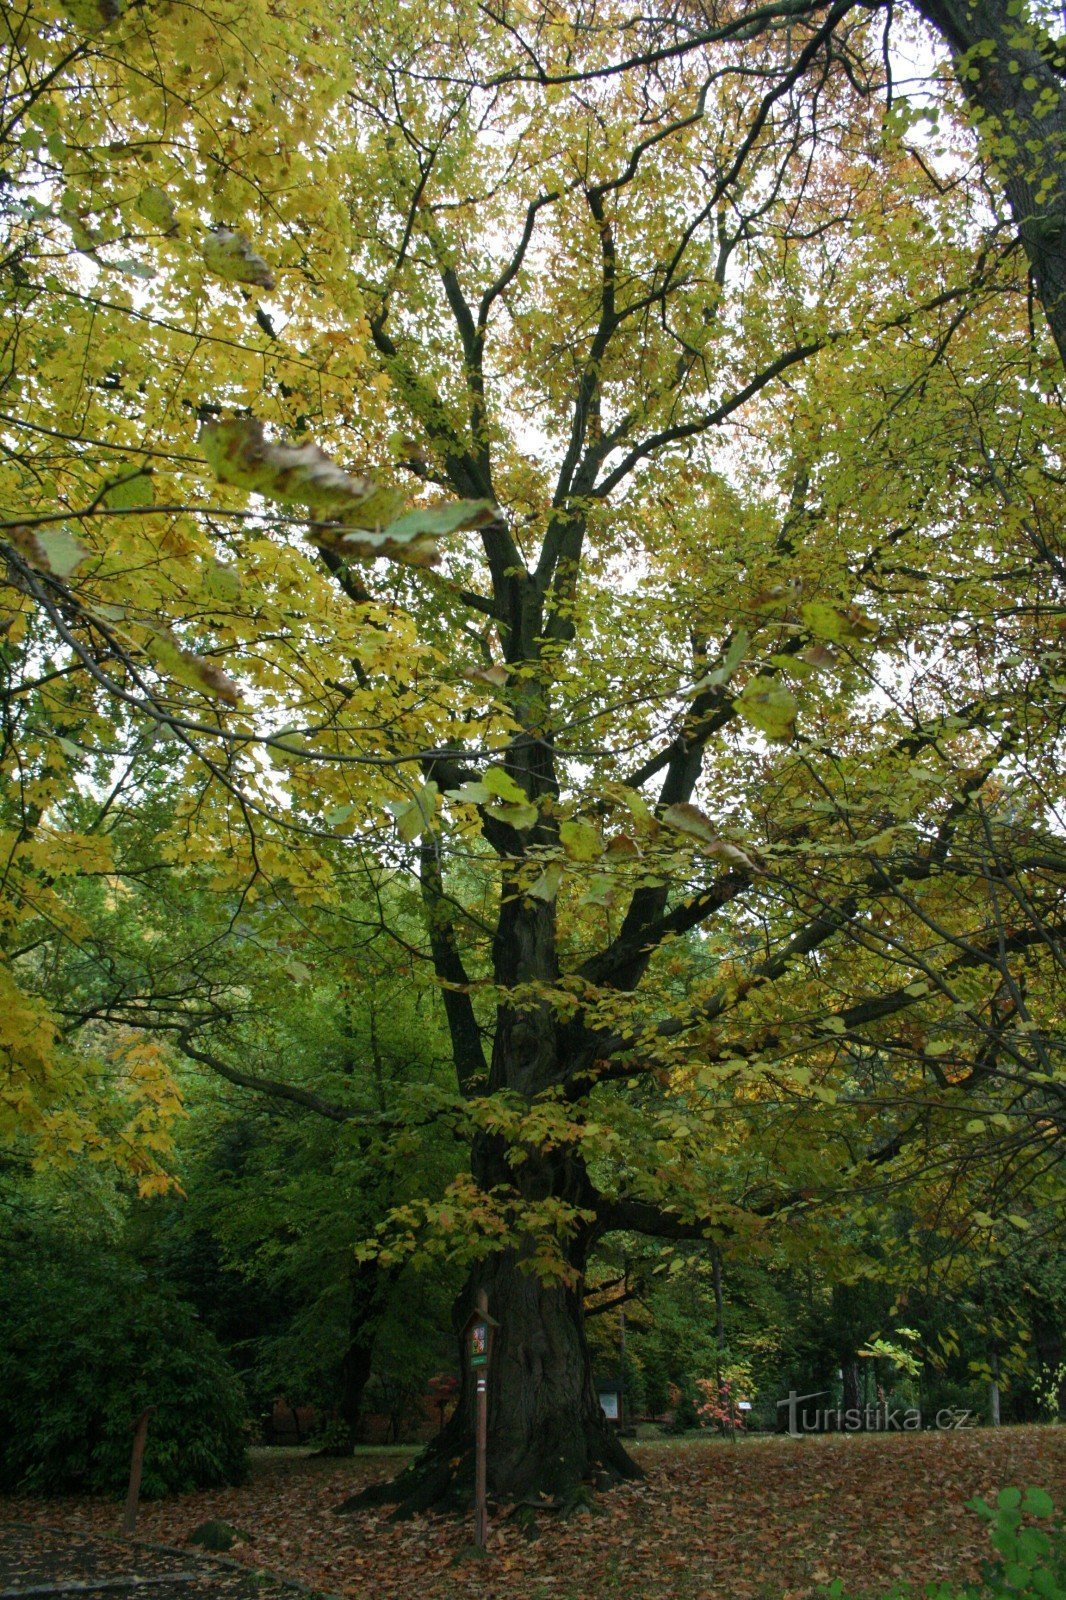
[464,1249,638,1502]
[337,1327,375,1452]
[358,794,645,1514]
[914,0,1066,369]
[316,1260,385,1455]
[842,1360,863,1430]
[339,1149,641,1515]
[339,1245,640,1516]
[989,1349,1001,1427]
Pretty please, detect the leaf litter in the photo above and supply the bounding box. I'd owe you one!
[6,1429,1064,1600]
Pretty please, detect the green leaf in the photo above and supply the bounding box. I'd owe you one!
[110,257,157,281]
[446,781,493,806]
[103,469,154,510]
[559,819,603,861]
[202,560,241,602]
[325,803,357,828]
[801,600,877,642]
[482,766,528,804]
[662,802,718,843]
[735,678,798,741]
[201,419,385,520]
[1017,1527,1051,1561]
[385,781,438,842]
[692,627,749,691]
[801,600,849,641]
[527,862,563,902]
[145,629,240,704]
[580,875,617,909]
[382,499,496,538]
[489,800,538,831]
[135,184,178,232]
[33,528,88,579]
[660,804,755,867]
[1021,1488,1054,1518]
[58,0,124,31]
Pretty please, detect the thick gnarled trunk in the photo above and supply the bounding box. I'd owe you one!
[463,1250,637,1501]
[343,1240,640,1516]
[343,1088,641,1513]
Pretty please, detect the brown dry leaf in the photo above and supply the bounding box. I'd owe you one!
[6,1428,1063,1600]
[201,419,387,521]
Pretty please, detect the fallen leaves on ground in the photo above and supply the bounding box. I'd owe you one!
[6,1428,1065,1600]
[0,1522,317,1599]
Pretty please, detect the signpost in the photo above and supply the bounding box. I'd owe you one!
[122,1407,154,1535]
[462,1291,498,1550]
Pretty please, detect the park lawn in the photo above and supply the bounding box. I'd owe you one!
[7,1426,1065,1600]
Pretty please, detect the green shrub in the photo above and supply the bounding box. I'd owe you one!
[968,1486,1064,1600]
[820,1486,1063,1600]
[0,1236,249,1496]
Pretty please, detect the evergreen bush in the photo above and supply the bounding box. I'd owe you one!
[0,1236,248,1496]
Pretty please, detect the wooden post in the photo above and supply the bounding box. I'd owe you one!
[122,1407,154,1535]
[619,1305,626,1429]
[474,1289,489,1550]
[463,1291,496,1551]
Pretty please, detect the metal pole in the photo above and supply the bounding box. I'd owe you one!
[122,1408,153,1535]
[474,1289,489,1549]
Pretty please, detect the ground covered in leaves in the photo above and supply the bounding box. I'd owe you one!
[0,1521,328,1599]
[5,1429,1065,1600]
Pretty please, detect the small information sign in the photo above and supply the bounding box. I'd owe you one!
[469,1320,490,1368]
[461,1295,499,1550]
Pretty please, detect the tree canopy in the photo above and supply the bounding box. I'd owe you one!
[2,0,1063,1507]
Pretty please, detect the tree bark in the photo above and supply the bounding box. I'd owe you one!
[989,1348,1001,1427]
[913,0,1066,367]
[345,852,645,1511]
[340,1231,640,1516]
[337,1308,376,1452]
[462,1248,638,1502]
[841,1360,863,1429]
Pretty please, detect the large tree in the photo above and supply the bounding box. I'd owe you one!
[2,0,1063,1509]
